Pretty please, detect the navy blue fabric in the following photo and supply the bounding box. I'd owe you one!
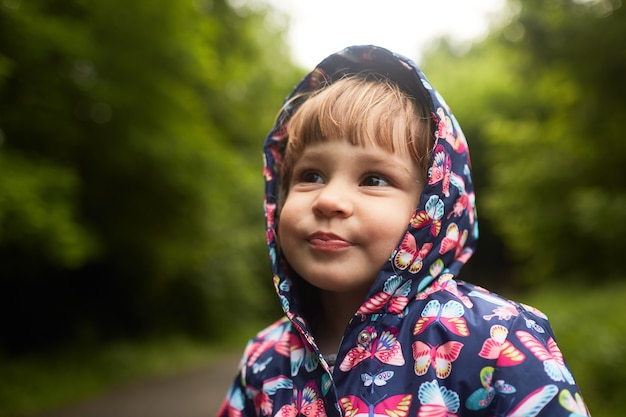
[218,45,589,417]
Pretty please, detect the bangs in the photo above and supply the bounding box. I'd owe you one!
[281,76,432,193]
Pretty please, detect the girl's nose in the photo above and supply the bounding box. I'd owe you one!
[312,181,353,218]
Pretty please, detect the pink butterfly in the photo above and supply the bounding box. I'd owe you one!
[469,289,525,322]
[416,272,473,308]
[428,144,452,197]
[340,394,412,417]
[276,382,325,417]
[494,384,558,417]
[417,379,460,417]
[435,108,467,154]
[394,232,433,274]
[358,276,411,316]
[439,223,468,260]
[411,195,444,237]
[412,340,463,379]
[448,193,469,219]
[339,327,405,372]
[414,300,469,337]
[479,325,526,367]
[265,203,276,242]
[516,331,575,385]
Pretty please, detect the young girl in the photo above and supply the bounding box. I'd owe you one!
[219,45,589,417]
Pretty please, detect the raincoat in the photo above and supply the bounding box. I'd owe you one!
[218,45,589,417]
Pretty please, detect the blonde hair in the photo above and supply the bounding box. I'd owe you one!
[281,75,433,195]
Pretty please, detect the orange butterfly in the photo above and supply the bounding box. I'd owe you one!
[412,340,463,379]
[339,327,405,372]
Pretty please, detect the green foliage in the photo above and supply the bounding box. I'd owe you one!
[422,8,625,413]
[422,1,626,286]
[0,0,300,352]
[0,152,98,268]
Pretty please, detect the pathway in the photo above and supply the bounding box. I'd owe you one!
[36,354,240,417]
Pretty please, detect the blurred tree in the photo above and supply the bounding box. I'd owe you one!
[483,0,626,285]
[0,0,300,353]
[422,0,626,286]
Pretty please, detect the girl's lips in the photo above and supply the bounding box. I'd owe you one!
[307,232,353,251]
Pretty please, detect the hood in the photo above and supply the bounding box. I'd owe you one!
[263,45,478,334]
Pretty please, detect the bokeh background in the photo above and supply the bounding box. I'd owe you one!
[1,0,624,416]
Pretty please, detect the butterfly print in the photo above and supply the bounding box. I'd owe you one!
[516,331,575,385]
[276,382,325,417]
[358,275,411,316]
[394,232,433,274]
[524,317,545,334]
[416,273,473,308]
[244,324,290,373]
[247,376,293,416]
[252,356,273,374]
[339,327,405,372]
[417,379,460,417]
[435,107,467,154]
[466,366,516,411]
[439,223,468,260]
[493,384,558,417]
[265,203,277,242]
[361,370,394,394]
[558,389,589,417]
[448,194,469,220]
[429,144,452,197]
[412,340,463,379]
[478,325,526,367]
[414,300,469,337]
[220,385,245,417]
[468,290,520,321]
[340,394,412,417]
[290,332,319,375]
[410,195,444,237]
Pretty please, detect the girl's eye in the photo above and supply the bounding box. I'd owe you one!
[301,171,324,184]
[362,175,390,187]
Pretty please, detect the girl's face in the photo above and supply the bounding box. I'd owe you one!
[278,139,423,302]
